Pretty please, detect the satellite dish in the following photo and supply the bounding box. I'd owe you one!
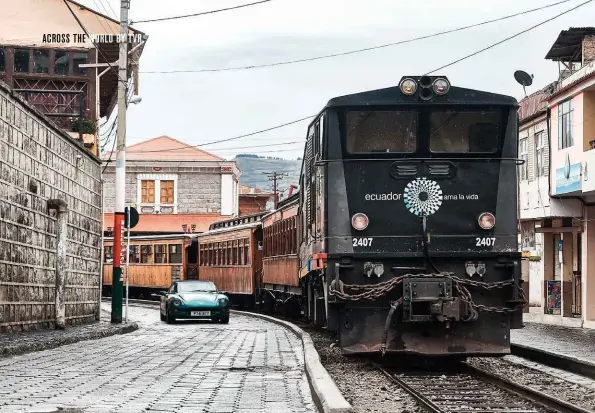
[514,70,534,97]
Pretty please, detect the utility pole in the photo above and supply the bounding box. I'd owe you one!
[111,0,130,323]
[263,172,288,209]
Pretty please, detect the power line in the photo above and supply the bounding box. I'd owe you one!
[425,0,594,74]
[132,0,272,24]
[140,0,574,74]
[125,115,314,154]
[130,140,303,154]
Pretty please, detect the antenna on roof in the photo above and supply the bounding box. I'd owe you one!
[514,70,534,97]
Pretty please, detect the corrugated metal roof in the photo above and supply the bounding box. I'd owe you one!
[545,27,595,62]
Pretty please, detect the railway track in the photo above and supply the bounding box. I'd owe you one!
[103,298,594,413]
[375,363,592,413]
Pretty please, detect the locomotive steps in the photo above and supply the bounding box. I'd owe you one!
[102,297,355,413]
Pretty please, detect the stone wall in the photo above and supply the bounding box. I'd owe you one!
[0,82,102,333]
[102,164,223,214]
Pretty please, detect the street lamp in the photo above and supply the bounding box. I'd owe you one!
[129,95,142,105]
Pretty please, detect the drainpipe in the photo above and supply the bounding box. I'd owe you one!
[47,199,68,330]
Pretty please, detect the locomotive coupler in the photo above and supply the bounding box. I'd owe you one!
[402,277,463,323]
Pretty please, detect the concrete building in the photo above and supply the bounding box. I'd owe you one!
[0,80,102,333]
[102,135,240,235]
[522,28,595,328]
[0,0,147,156]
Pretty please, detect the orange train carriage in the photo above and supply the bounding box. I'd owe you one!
[101,200,302,310]
[102,234,200,299]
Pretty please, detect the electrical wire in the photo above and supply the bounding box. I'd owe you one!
[130,140,303,154]
[126,115,314,154]
[140,0,575,74]
[132,0,272,24]
[62,0,130,88]
[424,0,593,74]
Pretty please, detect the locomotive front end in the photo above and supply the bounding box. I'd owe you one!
[316,76,526,357]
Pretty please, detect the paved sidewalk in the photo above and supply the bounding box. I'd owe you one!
[0,309,137,359]
[0,303,317,413]
[511,322,595,365]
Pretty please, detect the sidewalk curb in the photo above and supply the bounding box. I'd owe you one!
[232,310,355,413]
[0,322,138,359]
[511,343,595,380]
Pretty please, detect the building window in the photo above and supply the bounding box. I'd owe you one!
[55,51,69,75]
[33,49,49,74]
[0,48,5,72]
[160,180,174,204]
[519,138,528,181]
[154,245,167,263]
[558,100,573,149]
[169,244,182,264]
[73,52,87,76]
[141,180,155,203]
[535,131,545,177]
[14,49,30,73]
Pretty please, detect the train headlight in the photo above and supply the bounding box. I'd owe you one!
[373,264,384,277]
[351,213,369,231]
[433,78,450,95]
[478,212,495,230]
[399,78,417,95]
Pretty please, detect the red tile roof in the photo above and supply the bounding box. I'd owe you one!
[102,135,225,161]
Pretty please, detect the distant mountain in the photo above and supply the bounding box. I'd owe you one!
[233,156,301,195]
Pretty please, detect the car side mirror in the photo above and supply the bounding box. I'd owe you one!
[219,291,228,296]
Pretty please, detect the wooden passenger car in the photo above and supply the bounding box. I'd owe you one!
[197,212,267,307]
[102,234,199,299]
[261,193,301,314]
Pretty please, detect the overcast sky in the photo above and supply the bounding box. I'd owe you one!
[79,0,595,160]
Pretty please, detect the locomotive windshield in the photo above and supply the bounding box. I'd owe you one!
[346,110,417,153]
[343,107,504,155]
[429,109,502,153]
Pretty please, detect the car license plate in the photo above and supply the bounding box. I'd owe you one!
[191,311,211,317]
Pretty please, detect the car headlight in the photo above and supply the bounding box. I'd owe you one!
[172,299,181,306]
[218,298,228,307]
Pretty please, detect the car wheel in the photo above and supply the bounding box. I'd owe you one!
[160,311,166,322]
[219,316,229,324]
[166,308,175,324]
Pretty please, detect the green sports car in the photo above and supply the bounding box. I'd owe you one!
[157,280,230,324]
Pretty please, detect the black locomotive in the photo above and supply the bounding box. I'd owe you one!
[297,75,526,357]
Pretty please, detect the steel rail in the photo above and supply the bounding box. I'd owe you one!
[464,363,593,413]
[374,362,592,413]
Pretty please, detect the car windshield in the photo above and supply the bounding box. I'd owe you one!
[177,282,217,293]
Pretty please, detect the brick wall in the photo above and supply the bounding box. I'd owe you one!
[102,164,223,214]
[0,82,102,333]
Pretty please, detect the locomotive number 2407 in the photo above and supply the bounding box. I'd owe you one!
[476,237,496,246]
[353,237,373,247]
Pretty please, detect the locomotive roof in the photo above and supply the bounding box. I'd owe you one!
[325,83,518,108]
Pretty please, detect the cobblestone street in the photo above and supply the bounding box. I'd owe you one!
[0,304,317,413]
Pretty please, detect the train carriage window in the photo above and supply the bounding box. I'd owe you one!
[346,110,417,153]
[244,238,250,265]
[429,110,501,153]
[104,246,113,263]
[155,245,167,264]
[140,245,153,264]
[169,244,183,264]
[128,245,140,264]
